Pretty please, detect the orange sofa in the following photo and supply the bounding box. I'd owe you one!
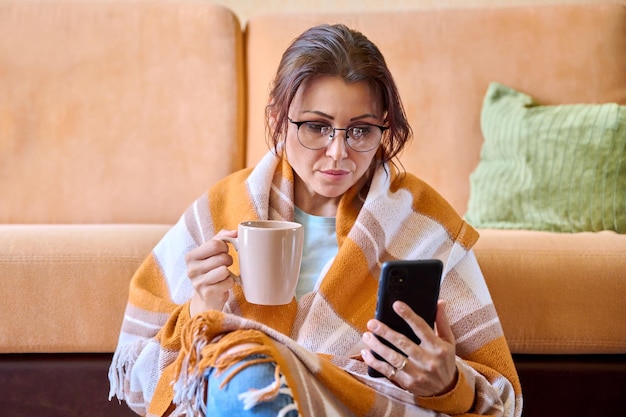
[1,1,625,416]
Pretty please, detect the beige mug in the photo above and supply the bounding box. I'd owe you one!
[222,220,304,305]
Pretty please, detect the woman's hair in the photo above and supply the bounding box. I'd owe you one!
[266,23,412,166]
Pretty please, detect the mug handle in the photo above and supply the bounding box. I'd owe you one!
[220,236,242,285]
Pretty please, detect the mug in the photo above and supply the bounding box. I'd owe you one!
[222,220,304,305]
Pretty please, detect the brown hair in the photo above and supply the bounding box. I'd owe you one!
[266,23,412,166]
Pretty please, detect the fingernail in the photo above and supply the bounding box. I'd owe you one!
[367,320,379,331]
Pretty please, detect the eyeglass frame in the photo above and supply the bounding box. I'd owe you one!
[288,117,388,152]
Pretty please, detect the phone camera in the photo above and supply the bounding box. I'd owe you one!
[389,269,407,293]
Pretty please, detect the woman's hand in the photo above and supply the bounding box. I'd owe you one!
[361,300,458,397]
[185,229,238,316]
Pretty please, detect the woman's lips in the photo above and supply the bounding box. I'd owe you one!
[320,169,350,181]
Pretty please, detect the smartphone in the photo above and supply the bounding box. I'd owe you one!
[367,259,443,378]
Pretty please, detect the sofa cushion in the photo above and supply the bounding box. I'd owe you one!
[0,224,168,353]
[244,3,626,215]
[465,82,626,233]
[0,1,245,224]
[474,228,626,354]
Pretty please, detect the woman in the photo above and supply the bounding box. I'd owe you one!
[109,23,522,417]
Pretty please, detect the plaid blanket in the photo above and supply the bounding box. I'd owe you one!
[109,151,522,416]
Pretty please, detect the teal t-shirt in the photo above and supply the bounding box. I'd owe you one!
[294,206,338,299]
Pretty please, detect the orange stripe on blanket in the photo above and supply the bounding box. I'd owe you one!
[321,241,377,331]
[392,172,479,250]
[464,336,522,397]
[129,254,180,314]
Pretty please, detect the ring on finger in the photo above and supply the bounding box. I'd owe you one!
[388,366,397,379]
[397,356,408,372]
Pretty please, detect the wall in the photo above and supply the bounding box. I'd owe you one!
[209,0,615,25]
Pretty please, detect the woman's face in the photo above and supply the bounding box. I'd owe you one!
[285,75,383,216]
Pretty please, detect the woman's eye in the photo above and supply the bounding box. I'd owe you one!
[350,126,371,138]
[305,122,331,135]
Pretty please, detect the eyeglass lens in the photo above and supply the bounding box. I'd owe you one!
[296,122,382,152]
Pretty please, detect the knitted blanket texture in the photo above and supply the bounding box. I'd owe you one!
[108,151,523,416]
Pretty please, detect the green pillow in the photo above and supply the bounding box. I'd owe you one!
[465,82,626,233]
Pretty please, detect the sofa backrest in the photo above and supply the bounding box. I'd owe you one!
[244,3,626,215]
[0,0,245,224]
[3,2,626,223]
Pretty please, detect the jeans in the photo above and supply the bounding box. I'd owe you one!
[204,354,298,416]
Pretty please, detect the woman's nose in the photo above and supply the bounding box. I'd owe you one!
[326,129,349,160]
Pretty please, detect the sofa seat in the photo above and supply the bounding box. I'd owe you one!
[475,229,626,355]
[0,224,168,353]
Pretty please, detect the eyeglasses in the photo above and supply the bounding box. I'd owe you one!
[288,118,387,152]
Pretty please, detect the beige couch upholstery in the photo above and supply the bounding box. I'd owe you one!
[1,1,625,416]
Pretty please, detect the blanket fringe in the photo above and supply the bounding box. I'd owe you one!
[172,314,281,416]
[108,339,143,401]
[172,332,209,415]
[237,367,285,410]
